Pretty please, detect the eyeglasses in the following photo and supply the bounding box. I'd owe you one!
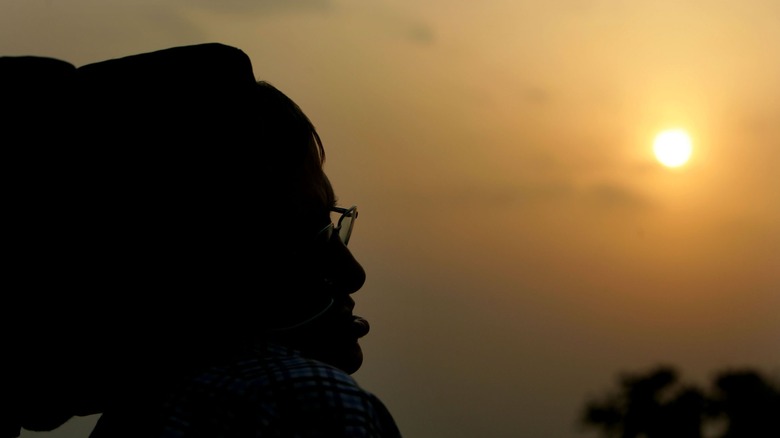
[318,205,358,246]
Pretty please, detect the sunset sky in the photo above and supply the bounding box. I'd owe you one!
[4,1,779,437]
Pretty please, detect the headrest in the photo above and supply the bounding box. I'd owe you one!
[76,42,257,129]
[0,55,76,100]
[3,43,263,247]
[77,42,254,88]
[0,55,76,143]
[1,43,266,438]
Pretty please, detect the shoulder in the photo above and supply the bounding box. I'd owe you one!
[159,343,401,437]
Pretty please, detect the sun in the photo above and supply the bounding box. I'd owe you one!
[653,129,692,167]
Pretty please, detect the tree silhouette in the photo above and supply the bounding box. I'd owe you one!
[581,365,780,438]
[709,369,780,437]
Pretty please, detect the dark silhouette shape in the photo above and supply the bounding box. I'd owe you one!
[709,369,780,437]
[2,43,400,437]
[582,365,704,438]
[0,55,76,138]
[581,365,780,438]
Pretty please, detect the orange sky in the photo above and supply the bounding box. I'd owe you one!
[4,1,778,437]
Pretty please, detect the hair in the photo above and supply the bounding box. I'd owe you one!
[253,80,331,221]
[3,44,333,437]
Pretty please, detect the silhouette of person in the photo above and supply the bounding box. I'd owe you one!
[2,43,401,437]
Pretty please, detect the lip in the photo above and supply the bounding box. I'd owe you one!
[351,315,370,338]
[330,297,369,337]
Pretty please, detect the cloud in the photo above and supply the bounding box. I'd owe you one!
[405,22,435,44]
[583,183,650,210]
[345,2,435,45]
[522,87,551,105]
[183,0,436,45]
[387,176,652,219]
[186,0,333,14]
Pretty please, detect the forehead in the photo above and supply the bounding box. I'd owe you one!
[322,174,336,207]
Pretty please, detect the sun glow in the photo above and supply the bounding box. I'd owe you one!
[653,129,692,167]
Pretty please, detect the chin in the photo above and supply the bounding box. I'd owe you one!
[323,341,364,375]
[339,354,364,375]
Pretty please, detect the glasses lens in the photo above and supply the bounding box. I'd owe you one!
[333,206,357,245]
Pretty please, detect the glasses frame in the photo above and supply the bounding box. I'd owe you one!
[318,205,358,246]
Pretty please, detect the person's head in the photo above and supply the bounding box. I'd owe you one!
[71,45,369,373]
[5,43,368,436]
[245,80,369,374]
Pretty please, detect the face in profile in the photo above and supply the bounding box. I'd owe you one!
[296,227,369,375]
[246,81,369,374]
[266,171,368,374]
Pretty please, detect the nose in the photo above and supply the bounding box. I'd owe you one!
[325,238,366,295]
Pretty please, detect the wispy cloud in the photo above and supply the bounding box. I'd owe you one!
[187,0,333,15]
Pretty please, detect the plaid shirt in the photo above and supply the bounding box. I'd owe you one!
[90,343,401,438]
